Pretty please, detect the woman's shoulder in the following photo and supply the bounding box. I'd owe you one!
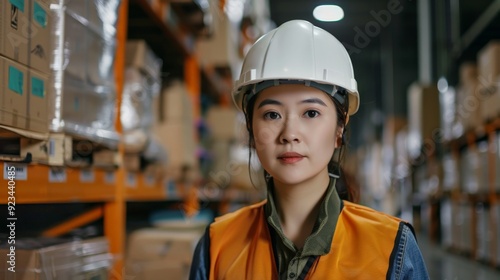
[212,200,267,227]
[341,200,409,229]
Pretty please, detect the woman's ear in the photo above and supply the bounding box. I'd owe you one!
[335,126,344,148]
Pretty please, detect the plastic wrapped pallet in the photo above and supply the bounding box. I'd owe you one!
[440,198,453,248]
[122,41,163,158]
[460,147,480,194]
[476,204,493,261]
[459,202,472,253]
[50,0,120,148]
[0,237,113,280]
[442,153,458,191]
[439,84,456,141]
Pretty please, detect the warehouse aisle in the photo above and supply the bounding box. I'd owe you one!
[418,234,500,279]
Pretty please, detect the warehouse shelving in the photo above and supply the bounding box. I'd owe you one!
[0,0,244,278]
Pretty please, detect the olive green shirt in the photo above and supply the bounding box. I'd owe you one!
[264,178,341,280]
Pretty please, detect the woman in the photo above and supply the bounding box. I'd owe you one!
[190,20,429,280]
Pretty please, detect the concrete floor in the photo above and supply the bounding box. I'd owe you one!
[418,234,500,280]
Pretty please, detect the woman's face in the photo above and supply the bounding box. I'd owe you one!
[252,84,341,185]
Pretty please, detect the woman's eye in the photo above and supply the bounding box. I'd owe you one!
[264,112,281,120]
[305,110,320,118]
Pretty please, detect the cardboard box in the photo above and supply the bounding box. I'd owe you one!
[478,41,500,85]
[154,120,197,169]
[407,83,440,157]
[126,260,188,280]
[459,62,477,85]
[1,56,29,129]
[206,106,241,140]
[0,0,29,65]
[126,228,201,280]
[126,40,162,81]
[456,82,482,132]
[127,228,202,262]
[28,68,49,132]
[478,83,500,122]
[477,41,500,121]
[196,15,239,67]
[159,80,192,123]
[29,0,53,73]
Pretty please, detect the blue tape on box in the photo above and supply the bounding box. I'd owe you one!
[33,2,47,27]
[8,66,24,95]
[31,76,45,98]
[9,0,25,13]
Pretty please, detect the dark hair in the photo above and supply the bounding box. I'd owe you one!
[242,87,358,202]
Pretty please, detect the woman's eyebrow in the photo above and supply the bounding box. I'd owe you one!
[300,98,327,106]
[257,99,282,108]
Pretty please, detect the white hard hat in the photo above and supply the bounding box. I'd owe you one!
[232,20,360,116]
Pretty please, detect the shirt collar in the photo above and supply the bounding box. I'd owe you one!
[265,176,342,256]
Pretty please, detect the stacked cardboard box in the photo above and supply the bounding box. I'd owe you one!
[477,41,500,122]
[0,0,52,133]
[407,83,441,159]
[152,80,197,178]
[126,228,203,280]
[456,63,482,133]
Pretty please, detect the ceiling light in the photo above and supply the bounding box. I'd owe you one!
[313,5,344,22]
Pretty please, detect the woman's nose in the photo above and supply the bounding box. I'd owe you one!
[279,117,301,144]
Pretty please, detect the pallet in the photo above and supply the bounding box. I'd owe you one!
[0,125,119,168]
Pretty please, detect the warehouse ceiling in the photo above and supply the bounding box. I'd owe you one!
[268,0,500,146]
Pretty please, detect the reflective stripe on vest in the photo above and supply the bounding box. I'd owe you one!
[209,200,403,280]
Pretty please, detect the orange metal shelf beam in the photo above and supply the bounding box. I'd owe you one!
[42,207,104,237]
[0,163,117,204]
[106,0,128,278]
[124,172,168,201]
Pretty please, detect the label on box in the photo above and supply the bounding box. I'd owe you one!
[10,0,25,13]
[8,66,24,95]
[49,168,67,183]
[3,163,28,181]
[49,138,55,156]
[31,76,45,98]
[80,170,95,183]
[144,175,155,187]
[126,173,137,187]
[33,2,47,27]
[105,172,115,184]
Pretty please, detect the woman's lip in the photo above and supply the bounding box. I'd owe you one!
[277,152,304,164]
[278,157,304,164]
[278,152,304,158]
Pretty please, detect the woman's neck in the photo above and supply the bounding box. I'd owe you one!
[272,169,330,249]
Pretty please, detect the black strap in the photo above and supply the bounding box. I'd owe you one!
[297,255,319,280]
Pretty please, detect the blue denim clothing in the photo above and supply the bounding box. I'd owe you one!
[189,217,429,280]
[390,224,430,280]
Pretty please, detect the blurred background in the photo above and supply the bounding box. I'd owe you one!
[0,0,499,279]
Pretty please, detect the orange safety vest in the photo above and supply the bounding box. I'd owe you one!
[209,200,406,280]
